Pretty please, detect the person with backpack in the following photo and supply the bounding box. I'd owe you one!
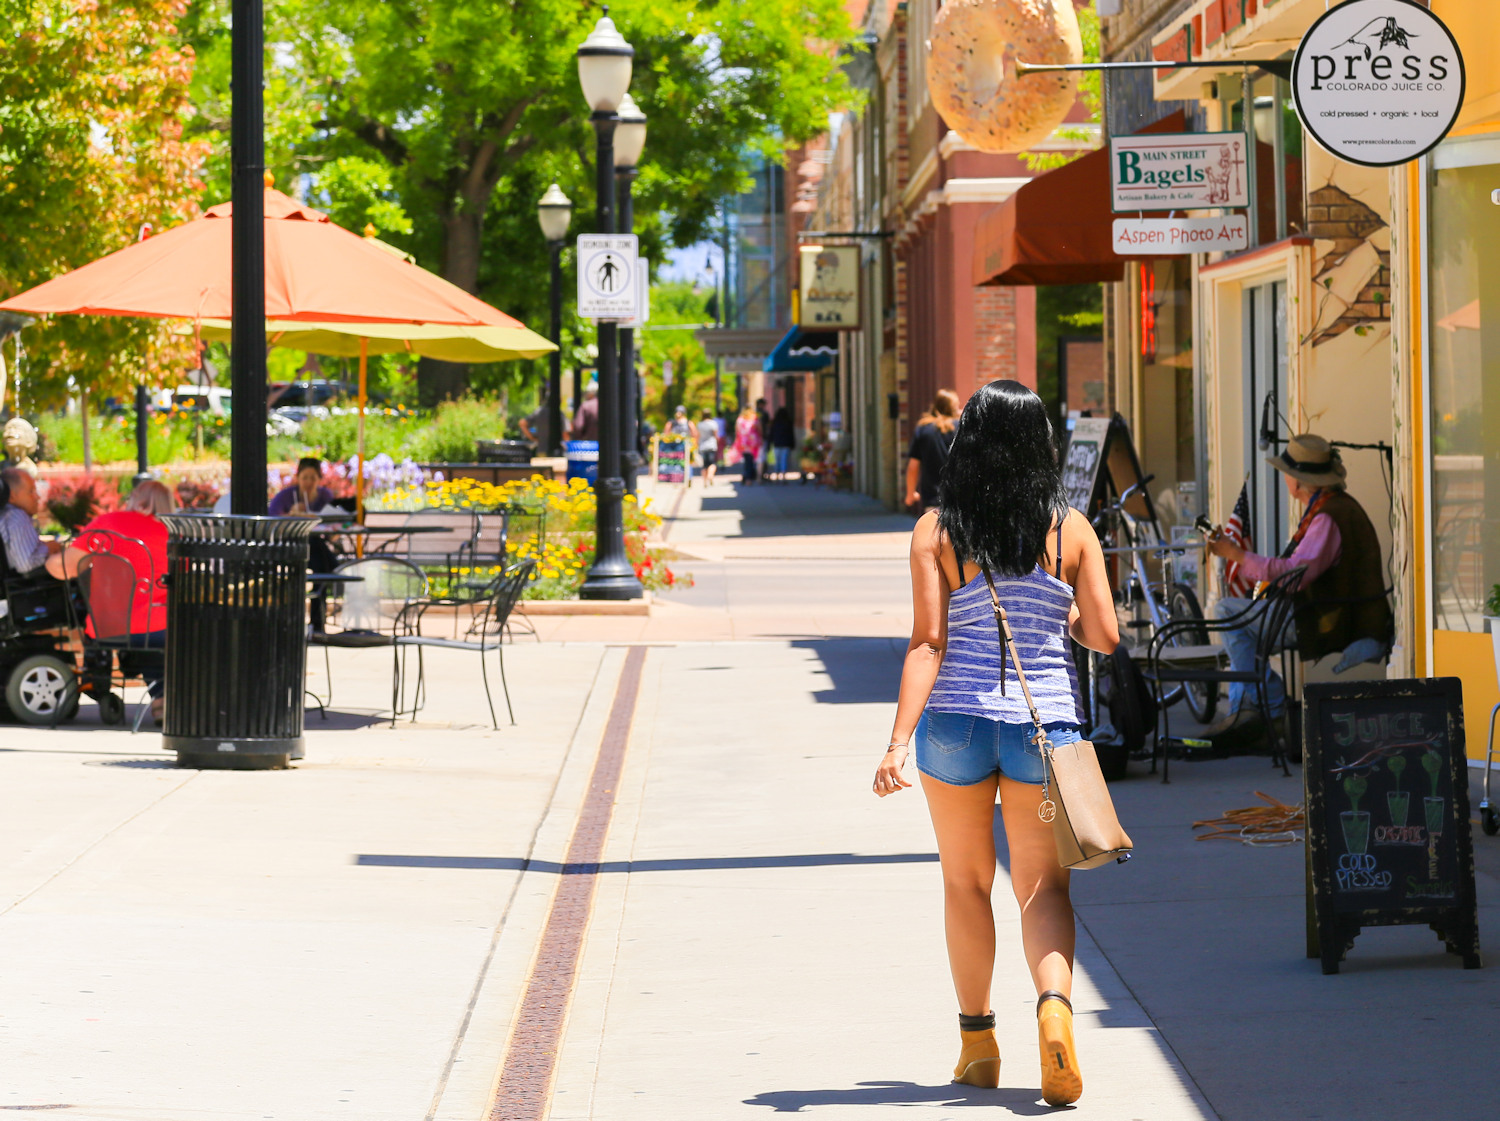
[905,389,960,512]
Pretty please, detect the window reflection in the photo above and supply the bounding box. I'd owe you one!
[1430,162,1500,632]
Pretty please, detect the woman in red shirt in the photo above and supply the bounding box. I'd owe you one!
[48,480,175,719]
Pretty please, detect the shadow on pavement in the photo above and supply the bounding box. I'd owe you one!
[304,709,391,730]
[355,851,939,873]
[696,488,913,538]
[791,638,902,704]
[742,1081,1052,1114]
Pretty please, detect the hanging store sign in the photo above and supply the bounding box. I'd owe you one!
[1112,215,1248,255]
[577,234,639,320]
[1292,0,1465,168]
[1109,132,1248,213]
[798,245,860,330]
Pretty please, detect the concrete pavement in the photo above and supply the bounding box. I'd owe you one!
[2,478,1496,1120]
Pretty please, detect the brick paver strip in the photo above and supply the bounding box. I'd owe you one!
[488,645,647,1121]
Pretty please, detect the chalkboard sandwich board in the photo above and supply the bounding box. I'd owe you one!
[1303,678,1480,975]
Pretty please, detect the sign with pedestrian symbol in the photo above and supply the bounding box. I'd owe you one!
[577,234,639,319]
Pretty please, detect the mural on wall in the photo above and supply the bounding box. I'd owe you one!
[1305,183,1391,347]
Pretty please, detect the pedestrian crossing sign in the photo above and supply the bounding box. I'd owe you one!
[578,234,639,319]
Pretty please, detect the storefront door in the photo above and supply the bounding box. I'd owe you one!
[1243,279,1288,556]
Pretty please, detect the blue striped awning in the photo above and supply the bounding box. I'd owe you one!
[763,327,838,373]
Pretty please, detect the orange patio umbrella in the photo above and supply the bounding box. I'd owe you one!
[0,185,514,327]
[0,184,550,516]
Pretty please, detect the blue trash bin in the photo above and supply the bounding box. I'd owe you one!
[565,440,599,486]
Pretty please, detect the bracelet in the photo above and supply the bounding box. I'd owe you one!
[885,741,908,752]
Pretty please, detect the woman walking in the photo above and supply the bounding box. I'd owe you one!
[873,380,1118,1107]
[697,410,721,487]
[768,406,796,481]
[905,389,960,512]
[734,406,763,485]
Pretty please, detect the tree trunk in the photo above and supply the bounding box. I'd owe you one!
[416,208,485,406]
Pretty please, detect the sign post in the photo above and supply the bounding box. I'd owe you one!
[1303,678,1481,974]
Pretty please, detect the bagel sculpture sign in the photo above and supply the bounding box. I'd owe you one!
[926,0,1082,153]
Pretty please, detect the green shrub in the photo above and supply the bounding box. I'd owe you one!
[403,396,506,463]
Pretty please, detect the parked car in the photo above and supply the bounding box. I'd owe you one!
[267,380,358,409]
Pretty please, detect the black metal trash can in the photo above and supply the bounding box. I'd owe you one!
[160,515,312,769]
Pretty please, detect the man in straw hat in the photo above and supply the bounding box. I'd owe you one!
[1204,434,1392,739]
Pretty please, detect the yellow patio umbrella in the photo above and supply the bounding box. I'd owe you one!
[194,314,555,520]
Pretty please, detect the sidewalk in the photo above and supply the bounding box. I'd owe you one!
[2,481,1495,1120]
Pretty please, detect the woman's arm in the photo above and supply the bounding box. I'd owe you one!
[1066,508,1119,653]
[875,512,949,796]
[904,458,921,508]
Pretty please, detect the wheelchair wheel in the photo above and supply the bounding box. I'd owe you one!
[98,692,126,726]
[1166,583,1218,725]
[5,654,79,726]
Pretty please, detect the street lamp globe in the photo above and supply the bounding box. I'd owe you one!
[537,183,573,243]
[613,94,647,170]
[576,12,634,113]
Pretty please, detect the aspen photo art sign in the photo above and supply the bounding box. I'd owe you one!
[1292,0,1465,167]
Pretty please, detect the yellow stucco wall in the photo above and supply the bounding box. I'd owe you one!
[1433,631,1500,761]
[1434,2,1500,133]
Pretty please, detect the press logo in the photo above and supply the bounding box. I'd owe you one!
[1305,15,1452,92]
[1292,0,1464,168]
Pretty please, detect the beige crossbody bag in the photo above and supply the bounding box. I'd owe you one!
[981,569,1134,870]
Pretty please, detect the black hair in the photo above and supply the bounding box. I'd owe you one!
[296,456,323,475]
[936,379,1067,578]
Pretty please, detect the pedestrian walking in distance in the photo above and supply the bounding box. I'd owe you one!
[873,379,1119,1107]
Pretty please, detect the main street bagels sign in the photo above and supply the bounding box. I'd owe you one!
[1292,0,1465,168]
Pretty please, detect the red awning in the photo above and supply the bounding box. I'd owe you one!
[973,111,1187,287]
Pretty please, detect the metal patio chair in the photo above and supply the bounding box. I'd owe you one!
[391,559,535,730]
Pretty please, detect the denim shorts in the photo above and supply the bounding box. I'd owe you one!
[913,710,1083,787]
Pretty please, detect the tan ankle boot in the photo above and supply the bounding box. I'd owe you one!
[1037,991,1082,1106]
[953,1014,1001,1088]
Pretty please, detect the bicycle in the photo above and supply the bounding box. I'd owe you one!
[1090,475,1218,725]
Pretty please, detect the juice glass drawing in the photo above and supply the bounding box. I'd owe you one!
[1341,810,1371,855]
[1424,796,1445,838]
[1387,790,1410,828]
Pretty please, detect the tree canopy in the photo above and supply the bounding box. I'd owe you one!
[184,0,856,400]
[0,0,206,406]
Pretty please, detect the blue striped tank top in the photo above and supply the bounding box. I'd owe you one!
[927,564,1082,726]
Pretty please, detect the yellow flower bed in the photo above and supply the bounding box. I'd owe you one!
[369,473,659,536]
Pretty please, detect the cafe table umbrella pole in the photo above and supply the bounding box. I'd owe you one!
[356,335,368,557]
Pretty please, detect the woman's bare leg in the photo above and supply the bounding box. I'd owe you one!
[998,774,1074,997]
[920,771,1001,1015]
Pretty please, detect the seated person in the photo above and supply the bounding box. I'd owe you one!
[0,466,63,578]
[47,480,175,721]
[270,457,340,573]
[269,457,335,516]
[1206,434,1392,739]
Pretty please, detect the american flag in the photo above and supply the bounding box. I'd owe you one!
[1221,480,1254,598]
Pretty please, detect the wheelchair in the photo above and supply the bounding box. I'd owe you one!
[0,552,83,725]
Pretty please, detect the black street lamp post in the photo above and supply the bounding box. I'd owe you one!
[229,0,268,515]
[577,13,644,601]
[613,93,646,495]
[537,183,573,458]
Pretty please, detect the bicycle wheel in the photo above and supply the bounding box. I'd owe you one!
[1166,582,1218,724]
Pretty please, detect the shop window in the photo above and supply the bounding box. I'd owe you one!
[1429,160,1500,633]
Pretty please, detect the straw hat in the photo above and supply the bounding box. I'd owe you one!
[1266,433,1346,490]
